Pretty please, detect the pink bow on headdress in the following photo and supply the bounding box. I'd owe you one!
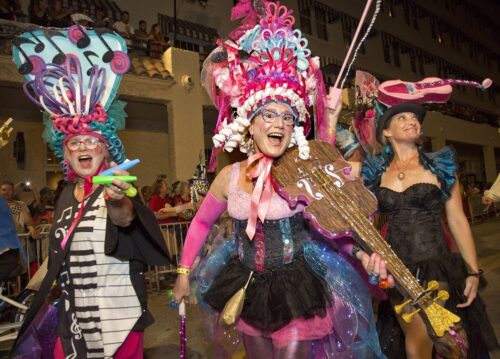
[245,153,273,240]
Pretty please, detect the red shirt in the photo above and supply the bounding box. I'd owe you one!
[149,195,172,224]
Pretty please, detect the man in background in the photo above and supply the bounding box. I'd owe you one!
[483,173,500,206]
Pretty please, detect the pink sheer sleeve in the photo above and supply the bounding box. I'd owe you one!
[179,192,227,268]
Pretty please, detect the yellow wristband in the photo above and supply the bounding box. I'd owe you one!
[176,267,190,275]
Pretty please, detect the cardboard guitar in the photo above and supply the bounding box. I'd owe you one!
[272,140,468,358]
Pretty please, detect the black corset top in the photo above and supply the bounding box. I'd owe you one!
[376,183,449,265]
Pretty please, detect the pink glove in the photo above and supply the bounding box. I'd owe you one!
[179,192,227,268]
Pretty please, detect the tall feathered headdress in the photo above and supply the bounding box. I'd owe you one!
[12,26,130,179]
[202,0,328,170]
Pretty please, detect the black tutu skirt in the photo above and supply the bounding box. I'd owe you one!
[202,254,331,333]
[377,253,499,359]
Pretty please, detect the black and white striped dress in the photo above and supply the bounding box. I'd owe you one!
[56,191,141,358]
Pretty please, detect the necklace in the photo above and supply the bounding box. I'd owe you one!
[393,151,418,181]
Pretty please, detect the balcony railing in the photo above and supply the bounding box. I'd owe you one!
[0,19,173,81]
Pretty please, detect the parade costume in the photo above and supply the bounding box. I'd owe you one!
[357,73,499,358]
[179,1,384,357]
[11,26,169,358]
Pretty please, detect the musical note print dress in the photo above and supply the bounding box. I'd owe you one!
[362,146,499,359]
[47,184,170,358]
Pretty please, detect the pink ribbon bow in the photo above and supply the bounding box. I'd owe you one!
[245,153,274,240]
[60,177,93,249]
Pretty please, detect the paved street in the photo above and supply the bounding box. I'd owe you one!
[1,218,498,358]
[144,217,500,359]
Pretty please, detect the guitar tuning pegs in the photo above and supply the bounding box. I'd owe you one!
[402,308,421,323]
[426,280,440,292]
[434,289,450,302]
[394,299,412,315]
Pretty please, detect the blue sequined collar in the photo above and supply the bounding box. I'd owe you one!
[361,145,457,201]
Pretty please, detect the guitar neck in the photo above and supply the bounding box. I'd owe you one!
[350,213,424,300]
[310,169,425,300]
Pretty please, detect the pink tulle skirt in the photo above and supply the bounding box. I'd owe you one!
[237,307,335,348]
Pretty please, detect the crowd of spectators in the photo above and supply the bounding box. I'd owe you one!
[142,176,197,224]
[112,12,170,58]
[0,1,171,59]
[0,178,65,283]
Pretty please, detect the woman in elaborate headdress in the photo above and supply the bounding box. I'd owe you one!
[342,72,499,358]
[10,26,170,358]
[172,1,387,358]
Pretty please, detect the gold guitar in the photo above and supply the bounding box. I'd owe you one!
[272,140,467,358]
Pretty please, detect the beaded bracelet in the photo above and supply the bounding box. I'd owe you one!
[467,269,483,277]
[176,267,190,275]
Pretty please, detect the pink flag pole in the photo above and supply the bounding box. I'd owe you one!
[328,0,375,109]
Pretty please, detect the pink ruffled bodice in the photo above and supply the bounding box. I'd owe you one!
[227,162,304,221]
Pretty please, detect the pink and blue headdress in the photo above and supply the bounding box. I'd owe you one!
[12,26,130,179]
[202,0,328,170]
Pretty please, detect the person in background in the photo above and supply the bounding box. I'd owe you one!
[135,20,148,41]
[172,181,191,206]
[93,6,111,28]
[52,179,67,205]
[70,12,94,27]
[149,179,174,224]
[113,10,134,39]
[1,181,38,240]
[29,0,48,26]
[482,173,500,206]
[0,198,25,285]
[172,181,193,220]
[48,0,72,27]
[0,121,25,285]
[140,185,152,206]
[148,23,168,58]
[29,186,54,225]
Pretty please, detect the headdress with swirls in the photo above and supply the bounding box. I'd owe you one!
[203,0,328,169]
[12,26,131,179]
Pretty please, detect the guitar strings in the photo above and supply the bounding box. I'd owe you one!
[307,165,425,299]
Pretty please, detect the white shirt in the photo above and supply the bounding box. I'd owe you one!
[113,21,134,37]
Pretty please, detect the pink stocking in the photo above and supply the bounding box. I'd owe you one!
[242,334,274,359]
[274,340,313,359]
